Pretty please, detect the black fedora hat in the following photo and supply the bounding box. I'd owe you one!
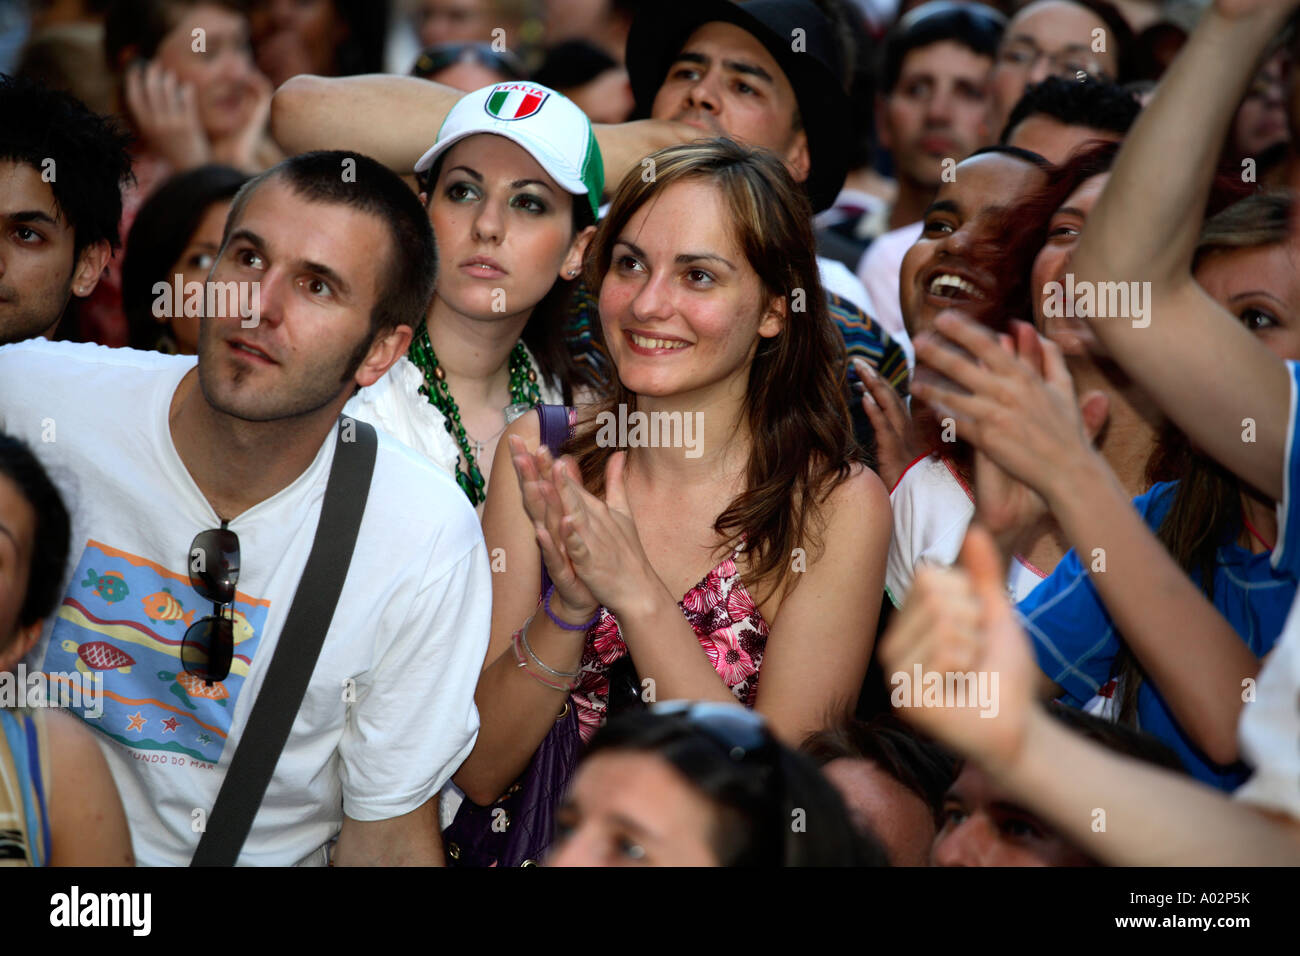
[625,0,852,213]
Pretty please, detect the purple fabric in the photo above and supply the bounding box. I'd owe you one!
[443,403,577,866]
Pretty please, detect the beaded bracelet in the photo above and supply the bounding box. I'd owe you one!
[543,584,600,632]
[512,623,577,691]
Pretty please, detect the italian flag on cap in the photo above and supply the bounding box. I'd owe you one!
[485,84,549,121]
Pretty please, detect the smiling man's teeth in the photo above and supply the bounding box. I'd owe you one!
[236,343,268,359]
[929,274,983,298]
[629,333,689,350]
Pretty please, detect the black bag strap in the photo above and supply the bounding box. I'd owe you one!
[191,417,377,866]
[535,404,572,598]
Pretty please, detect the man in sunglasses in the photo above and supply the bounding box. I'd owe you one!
[0,150,492,867]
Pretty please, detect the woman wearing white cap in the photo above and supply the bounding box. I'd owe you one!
[345,81,603,509]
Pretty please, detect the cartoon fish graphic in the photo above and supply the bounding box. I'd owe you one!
[229,609,255,644]
[81,568,129,604]
[141,588,195,627]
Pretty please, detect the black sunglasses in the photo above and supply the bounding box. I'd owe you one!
[650,701,778,765]
[181,522,240,685]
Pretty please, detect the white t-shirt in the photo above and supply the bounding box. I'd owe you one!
[855,221,922,368]
[345,349,562,477]
[886,455,1046,608]
[1234,359,1300,818]
[0,341,492,866]
[818,256,878,322]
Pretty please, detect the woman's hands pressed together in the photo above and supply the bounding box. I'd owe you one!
[509,437,670,625]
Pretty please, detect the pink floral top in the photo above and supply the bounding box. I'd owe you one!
[570,544,770,743]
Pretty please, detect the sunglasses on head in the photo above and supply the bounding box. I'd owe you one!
[181,522,240,685]
[650,701,778,765]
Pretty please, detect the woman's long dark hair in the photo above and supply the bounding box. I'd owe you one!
[585,708,887,866]
[1114,190,1294,726]
[418,153,593,404]
[122,164,249,351]
[571,138,864,602]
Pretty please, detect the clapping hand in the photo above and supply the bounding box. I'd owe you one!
[853,358,921,490]
[543,450,667,619]
[509,436,599,623]
[912,313,1109,543]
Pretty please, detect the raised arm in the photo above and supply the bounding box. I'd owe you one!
[272,75,460,171]
[915,314,1262,763]
[271,74,698,193]
[1070,0,1297,498]
[879,526,1300,865]
[453,413,593,805]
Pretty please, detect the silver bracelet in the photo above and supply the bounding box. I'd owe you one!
[519,616,581,680]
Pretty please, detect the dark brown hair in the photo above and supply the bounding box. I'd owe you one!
[571,138,862,601]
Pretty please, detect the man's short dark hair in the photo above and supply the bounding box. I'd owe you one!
[1000,76,1141,143]
[878,1,1006,96]
[0,73,133,256]
[1045,701,1186,773]
[224,151,438,337]
[801,714,957,825]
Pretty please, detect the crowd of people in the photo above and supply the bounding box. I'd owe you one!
[1,0,1299,868]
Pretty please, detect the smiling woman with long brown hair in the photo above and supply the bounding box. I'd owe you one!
[449,138,891,863]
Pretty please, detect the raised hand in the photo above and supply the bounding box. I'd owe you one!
[853,357,921,489]
[508,435,598,621]
[124,60,210,171]
[912,312,1109,511]
[878,525,1040,772]
[547,450,666,619]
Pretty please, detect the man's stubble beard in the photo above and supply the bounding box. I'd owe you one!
[196,323,375,425]
[0,267,74,346]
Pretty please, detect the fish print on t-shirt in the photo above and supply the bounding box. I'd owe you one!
[41,540,269,766]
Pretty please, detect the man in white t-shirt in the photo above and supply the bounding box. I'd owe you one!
[0,150,491,866]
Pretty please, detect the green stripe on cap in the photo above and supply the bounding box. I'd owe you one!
[578,126,604,220]
[487,89,509,115]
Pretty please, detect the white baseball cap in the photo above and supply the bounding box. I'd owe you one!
[414,81,605,220]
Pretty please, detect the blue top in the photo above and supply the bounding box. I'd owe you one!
[1017,480,1295,791]
[0,708,51,866]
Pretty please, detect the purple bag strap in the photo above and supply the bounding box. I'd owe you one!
[535,403,572,597]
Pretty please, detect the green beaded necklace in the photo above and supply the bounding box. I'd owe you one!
[408,320,541,505]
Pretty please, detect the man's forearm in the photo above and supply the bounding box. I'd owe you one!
[1074,6,1290,287]
[271,74,462,170]
[990,708,1300,865]
[271,74,699,197]
[333,798,445,866]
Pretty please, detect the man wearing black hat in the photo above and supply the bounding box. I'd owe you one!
[273,0,907,391]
